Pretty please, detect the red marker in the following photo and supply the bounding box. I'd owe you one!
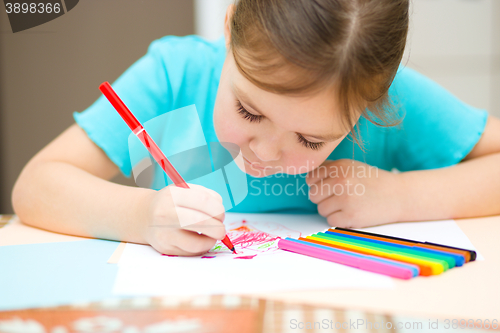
[99,82,236,254]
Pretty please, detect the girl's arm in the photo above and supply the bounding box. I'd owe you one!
[307,116,500,228]
[12,124,226,255]
[12,124,150,242]
[398,115,500,221]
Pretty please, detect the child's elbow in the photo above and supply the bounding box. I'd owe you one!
[12,171,27,219]
[11,162,37,224]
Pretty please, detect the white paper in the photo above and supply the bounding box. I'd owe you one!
[113,214,481,297]
[118,213,327,264]
[113,213,394,296]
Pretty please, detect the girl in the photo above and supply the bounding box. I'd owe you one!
[12,0,500,256]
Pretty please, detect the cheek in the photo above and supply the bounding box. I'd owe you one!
[283,143,338,174]
[213,98,248,147]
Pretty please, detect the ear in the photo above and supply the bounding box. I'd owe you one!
[224,4,236,50]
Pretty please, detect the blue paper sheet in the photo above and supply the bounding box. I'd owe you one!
[0,239,120,310]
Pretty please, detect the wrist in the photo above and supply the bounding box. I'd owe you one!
[130,187,157,244]
[393,171,412,222]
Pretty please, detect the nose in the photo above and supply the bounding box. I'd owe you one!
[248,136,281,162]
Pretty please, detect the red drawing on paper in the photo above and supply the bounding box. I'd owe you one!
[234,255,257,259]
[207,219,301,258]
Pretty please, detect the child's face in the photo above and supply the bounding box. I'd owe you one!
[213,52,354,178]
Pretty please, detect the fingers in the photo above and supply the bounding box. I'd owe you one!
[168,184,226,226]
[317,195,341,217]
[308,177,343,204]
[325,211,352,228]
[306,160,333,185]
[152,229,218,256]
[186,183,223,202]
[306,158,359,186]
[173,204,224,229]
[155,244,206,257]
[148,216,225,256]
[175,207,227,240]
[315,191,345,229]
[148,184,228,256]
[172,229,219,255]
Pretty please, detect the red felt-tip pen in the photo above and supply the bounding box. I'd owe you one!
[99,81,236,254]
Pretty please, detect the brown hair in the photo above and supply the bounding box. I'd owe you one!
[229,0,409,143]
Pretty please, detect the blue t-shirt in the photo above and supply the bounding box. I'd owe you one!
[74,35,488,213]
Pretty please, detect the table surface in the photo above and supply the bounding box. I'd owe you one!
[1,214,499,323]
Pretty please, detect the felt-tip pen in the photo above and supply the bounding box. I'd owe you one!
[99,81,236,254]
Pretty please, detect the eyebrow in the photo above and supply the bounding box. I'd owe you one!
[232,84,347,142]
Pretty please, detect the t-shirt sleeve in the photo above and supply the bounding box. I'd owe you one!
[386,66,489,171]
[74,38,174,177]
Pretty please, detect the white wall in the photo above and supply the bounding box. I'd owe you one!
[194,0,233,41]
[403,0,500,117]
[195,0,500,117]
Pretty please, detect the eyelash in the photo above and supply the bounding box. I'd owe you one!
[297,134,325,151]
[236,100,263,123]
[235,99,325,150]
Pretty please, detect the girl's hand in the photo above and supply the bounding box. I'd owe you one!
[142,184,227,256]
[306,159,404,228]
